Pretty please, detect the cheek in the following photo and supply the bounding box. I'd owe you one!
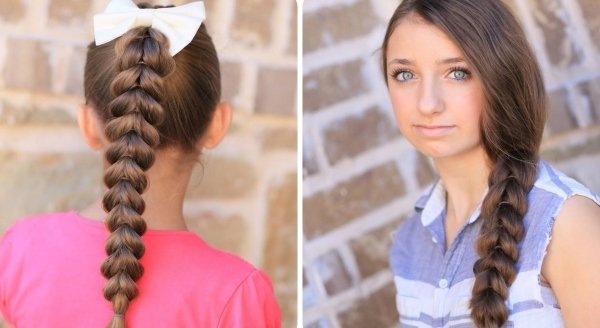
[388,87,416,129]
[449,87,484,128]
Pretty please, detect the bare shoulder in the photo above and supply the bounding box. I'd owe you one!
[561,194,600,214]
[545,195,600,263]
[541,195,600,326]
[553,195,600,238]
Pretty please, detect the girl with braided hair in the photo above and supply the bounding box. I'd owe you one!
[0,0,280,327]
[384,0,600,327]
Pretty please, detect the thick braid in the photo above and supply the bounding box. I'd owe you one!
[470,157,537,328]
[100,26,175,327]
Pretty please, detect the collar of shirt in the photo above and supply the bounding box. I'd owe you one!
[415,178,488,228]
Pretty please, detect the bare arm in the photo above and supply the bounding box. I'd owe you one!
[542,195,600,327]
[0,321,14,328]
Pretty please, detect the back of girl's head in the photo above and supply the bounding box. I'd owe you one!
[382,1,547,327]
[84,6,221,151]
[82,3,220,326]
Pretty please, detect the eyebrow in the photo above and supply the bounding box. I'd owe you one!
[387,57,467,67]
[387,58,413,67]
[436,57,467,65]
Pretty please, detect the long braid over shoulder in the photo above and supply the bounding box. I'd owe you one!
[381,1,546,327]
[84,2,221,326]
[471,158,538,327]
[100,26,175,327]
[467,0,545,324]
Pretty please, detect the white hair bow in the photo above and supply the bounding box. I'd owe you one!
[93,0,206,56]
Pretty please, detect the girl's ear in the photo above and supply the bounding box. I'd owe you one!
[77,104,105,150]
[200,102,232,149]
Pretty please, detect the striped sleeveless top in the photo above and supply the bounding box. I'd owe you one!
[389,161,600,327]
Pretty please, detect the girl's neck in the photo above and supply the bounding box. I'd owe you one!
[433,146,490,228]
[81,148,196,231]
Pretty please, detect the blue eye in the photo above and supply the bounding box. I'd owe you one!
[394,70,414,81]
[448,68,471,80]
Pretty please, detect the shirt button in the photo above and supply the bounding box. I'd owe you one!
[432,237,437,243]
[438,279,449,289]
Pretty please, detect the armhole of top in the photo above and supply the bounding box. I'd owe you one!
[537,189,600,275]
[535,192,600,307]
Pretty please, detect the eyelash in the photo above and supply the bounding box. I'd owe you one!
[389,66,472,82]
[448,66,472,80]
[390,69,414,82]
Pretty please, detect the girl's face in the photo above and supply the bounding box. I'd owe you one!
[385,16,486,161]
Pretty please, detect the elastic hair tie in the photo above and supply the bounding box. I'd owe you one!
[114,313,124,318]
[497,201,511,207]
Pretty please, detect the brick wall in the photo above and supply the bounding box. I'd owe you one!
[0,0,297,326]
[302,0,600,327]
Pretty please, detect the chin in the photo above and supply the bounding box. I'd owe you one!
[410,141,448,158]
[419,150,455,159]
[415,142,483,162]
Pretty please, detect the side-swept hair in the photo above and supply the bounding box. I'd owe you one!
[382,1,546,327]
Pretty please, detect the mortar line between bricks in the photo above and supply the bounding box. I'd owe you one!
[513,0,553,81]
[219,50,297,67]
[337,243,362,286]
[183,200,257,217]
[394,150,421,195]
[0,36,6,89]
[270,0,293,54]
[541,125,600,149]
[0,89,84,102]
[246,163,271,268]
[303,31,383,74]
[547,70,600,92]
[302,138,412,197]
[559,0,600,67]
[303,270,394,324]
[210,0,234,49]
[297,2,304,320]
[327,312,342,328]
[369,0,400,23]
[302,0,359,14]
[0,30,91,45]
[31,0,50,32]
[566,84,595,127]
[303,252,331,311]
[303,195,418,262]
[0,127,88,153]
[304,92,382,128]
[306,116,332,174]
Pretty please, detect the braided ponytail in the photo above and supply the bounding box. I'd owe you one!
[100,27,175,326]
[85,2,222,324]
[470,158,537,327]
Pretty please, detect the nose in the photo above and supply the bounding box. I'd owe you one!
[418,77,443,115]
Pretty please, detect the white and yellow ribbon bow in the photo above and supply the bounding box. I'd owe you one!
[93,0,206,56]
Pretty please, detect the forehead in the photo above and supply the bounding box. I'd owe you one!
[386,15,466,64]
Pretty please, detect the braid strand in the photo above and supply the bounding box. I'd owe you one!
[470,158,537,328]
[100,27,175,328]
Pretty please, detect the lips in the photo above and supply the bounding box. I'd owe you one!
[413,124,455,137]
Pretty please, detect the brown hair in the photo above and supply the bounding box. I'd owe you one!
[381,0,546,327]
[84,3,220,327]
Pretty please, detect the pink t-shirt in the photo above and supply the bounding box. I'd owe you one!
[0,212,281,327]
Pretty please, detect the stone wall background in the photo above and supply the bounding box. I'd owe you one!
[0,0,297,326]
[302,0,600,327]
